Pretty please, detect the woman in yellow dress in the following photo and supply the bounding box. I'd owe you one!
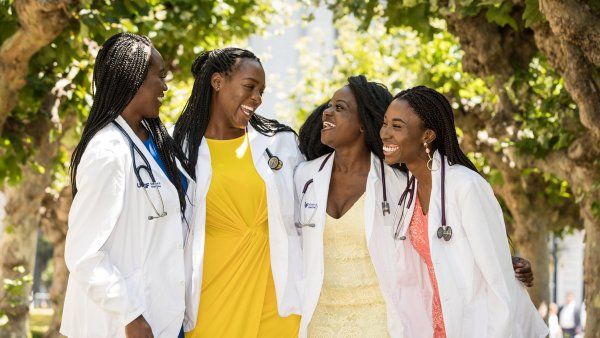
[173,48,302,337]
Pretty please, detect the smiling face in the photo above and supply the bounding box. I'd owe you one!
[320,85,365,150]
[127,47,168,119]
[380,98,435,166]
[211,58,265,129]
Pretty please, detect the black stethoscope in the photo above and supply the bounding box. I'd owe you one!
[295,152,391,228]
[392,154,452,241]
[265,148,283,170]
[112,122,167,221]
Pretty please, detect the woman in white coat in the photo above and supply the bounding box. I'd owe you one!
[295,77,536,338]
[173,48,303,337]
[294,75,407,337]
[62,33,194,338]
[379,85,547,337]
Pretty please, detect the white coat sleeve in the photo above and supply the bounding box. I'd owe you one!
[460,179,516,337]
[65,149,145,326]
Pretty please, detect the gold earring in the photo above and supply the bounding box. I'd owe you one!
[424,142,439,171]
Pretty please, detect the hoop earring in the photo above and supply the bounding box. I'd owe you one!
[424,142,440,171]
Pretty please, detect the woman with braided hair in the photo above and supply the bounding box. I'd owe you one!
[295,78,536,338]
[62,33,194,338]
[174,48,303,337]
[380,85,547,337]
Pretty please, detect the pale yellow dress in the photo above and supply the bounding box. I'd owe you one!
[308,194,390,337]
[186,134,300,338]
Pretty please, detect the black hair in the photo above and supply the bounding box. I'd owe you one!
[298,75,394,162]
[70,32,189,216]
[394,85,478,172]
[173,47,294,179]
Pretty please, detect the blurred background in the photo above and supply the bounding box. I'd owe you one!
[0,0,597,337]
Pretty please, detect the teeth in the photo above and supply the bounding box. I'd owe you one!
[383,145,399,153]
[157,96,164,103]
[241,105,254,116]
[323,121,336,129]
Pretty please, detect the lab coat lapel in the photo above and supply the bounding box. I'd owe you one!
[194,140,212,201]
[427,151,443,244]
[364,153,379,246]
[114,116,173,186]
[397,172,417,240]
[313,152,333,232]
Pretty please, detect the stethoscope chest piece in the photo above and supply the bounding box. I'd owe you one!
[265,148,283,171]
[268,155,283,170]
[437,225,453,241]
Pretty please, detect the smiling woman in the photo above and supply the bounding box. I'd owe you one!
[62,32,193,338]
[173,48,303,338]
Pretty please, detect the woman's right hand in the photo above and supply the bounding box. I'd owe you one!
[125,315,154,338]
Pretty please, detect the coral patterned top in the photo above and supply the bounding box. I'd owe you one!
[408,197,447,338]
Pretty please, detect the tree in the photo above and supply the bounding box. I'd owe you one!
[0,0,273,336]
[293,5,584,319]
[319,0,599,333]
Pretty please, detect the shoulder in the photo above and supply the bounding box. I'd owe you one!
[79,123,129,171]
[271,128,298,147]
[447,163,489,190]
[294,154,329,179]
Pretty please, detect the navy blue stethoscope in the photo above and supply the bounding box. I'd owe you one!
[112,121,167,221]
[296,152,452,242]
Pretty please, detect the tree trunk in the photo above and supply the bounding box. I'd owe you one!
[513,220,550,310]
[0,155,54,337]
[581,201,599,338]
[0,92,74,337]
[40,187,70,338]
[0,0,72,131]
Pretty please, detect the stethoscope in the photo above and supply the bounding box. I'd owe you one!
[265,148,283,170]
[112,122,167,221]
[392,154,452,241]
[295,152,391,228]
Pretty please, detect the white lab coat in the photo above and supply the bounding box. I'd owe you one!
[393,151,548,338]
[183,124,304,331]
[61,116,196,338]
[293,152,408,338]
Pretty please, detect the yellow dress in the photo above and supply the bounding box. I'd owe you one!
[308,194,390,338]
[186,134,300,338]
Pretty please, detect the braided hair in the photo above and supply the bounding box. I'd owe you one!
[173,47,294,179]
[299,75,393,161]
[394,86,478,172]
[70,32,189,216]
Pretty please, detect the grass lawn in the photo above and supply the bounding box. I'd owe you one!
[29,308,53,338]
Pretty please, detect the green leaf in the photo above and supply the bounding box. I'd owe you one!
[485,2,518,30]
[522,0,546,27]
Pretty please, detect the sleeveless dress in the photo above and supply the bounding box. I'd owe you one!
[186,134,300,338]
[308,194,390,337]
[408,197,446,338]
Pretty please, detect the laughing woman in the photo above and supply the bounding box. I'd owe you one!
[173,48,302,337]
[379,86,547,337]
[62,33,193,338]
[295,77,536,338]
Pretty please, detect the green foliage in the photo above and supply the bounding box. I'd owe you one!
[0,0,273,185]
[324,0,547,40]
[508,58,580,158]
[485,1,517,30]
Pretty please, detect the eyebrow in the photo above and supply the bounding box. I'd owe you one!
[392,117,407,124]
[333,99,349,106]
[243,78,259,83]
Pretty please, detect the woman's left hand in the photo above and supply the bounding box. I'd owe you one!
[512,256,534,287]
